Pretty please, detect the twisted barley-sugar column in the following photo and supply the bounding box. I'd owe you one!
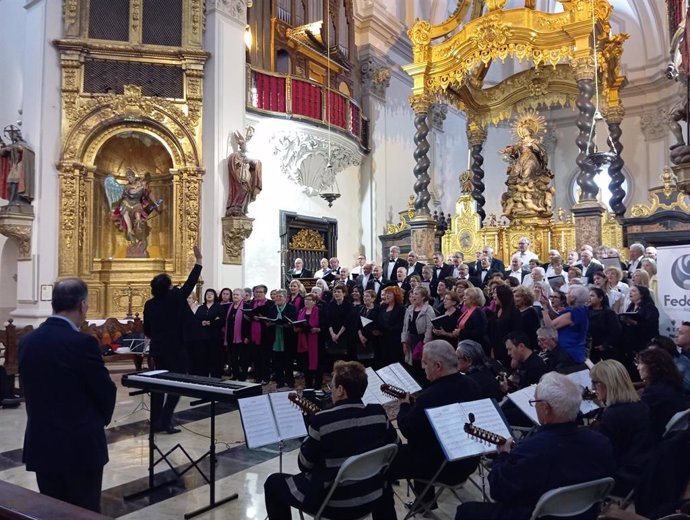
[467,121,488,225]
[410,94,432,215]
[605,105,626,217]
[574,59,599,202]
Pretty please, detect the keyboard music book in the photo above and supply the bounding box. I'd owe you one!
[237,392,307,449]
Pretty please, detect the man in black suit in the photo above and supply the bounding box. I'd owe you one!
[575,249,603,284]
[406,251,425,279]
[373,340,481,518]
[471,254,502,288]
[287,257,313,283]
[481,246,505,273]
[144,246,203,433]
[465,250,482,276]
[382,245,408,281]
[431,251,453,281]
[386,266,411,302]
[505,255,530,283]
[450,251,465,278]
[358,262,373,291]
[19,278,117,512]
[335,266,356,294]
[366,265,385,299]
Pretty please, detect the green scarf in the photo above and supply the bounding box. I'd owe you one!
[273,304,286,352]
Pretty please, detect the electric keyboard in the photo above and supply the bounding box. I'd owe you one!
[122,370,263,401]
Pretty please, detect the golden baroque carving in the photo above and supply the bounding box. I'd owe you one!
[289,229,326,251]
[59,172,78,275]
[0,220,33,260]
[603,104,625,125]
[466,119,487,145]
[222,216,254,265]
[408,20,432,47]
[571,55,596,81]
[191,0,202,35]
[409,94,432,114]
[131,0,141,31]
[469,18,512,54]
[485,0,508,11]
[630,166,690,216]
[63,0,78,27]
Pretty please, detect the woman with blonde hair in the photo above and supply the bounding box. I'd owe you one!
[402,286,436,380]
[593,270,624,314]
[590,359,651,494]
[451,287,490,353]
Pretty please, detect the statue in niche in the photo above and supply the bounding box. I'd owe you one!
[226,127,262,217]
[667,14,690,165]
[0,125,35,206]
[104,169,163,258]
[498,113,555,219]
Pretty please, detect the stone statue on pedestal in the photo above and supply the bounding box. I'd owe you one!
[225,127,262,217]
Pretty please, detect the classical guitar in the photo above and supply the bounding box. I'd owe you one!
[463,413,508,446]
[380,383,416,402]
[287,392,321,415]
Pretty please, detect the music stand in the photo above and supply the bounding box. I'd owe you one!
[114,337,150,423]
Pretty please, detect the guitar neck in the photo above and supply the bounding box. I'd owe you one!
[288,392,321,415]
[380,383,410,400]
[464,422,507,446]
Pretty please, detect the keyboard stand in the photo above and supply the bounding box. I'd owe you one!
[124,394,239,518]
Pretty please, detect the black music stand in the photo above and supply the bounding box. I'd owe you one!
[124,396,238,519]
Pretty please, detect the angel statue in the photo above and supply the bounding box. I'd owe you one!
[104,169,163,258]
[498,112,555,219]
[225,126,262,217]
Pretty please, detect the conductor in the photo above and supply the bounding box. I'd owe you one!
[144,246,203,433]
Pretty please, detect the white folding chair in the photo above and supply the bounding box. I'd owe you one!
[664,408,690,437]
[298,443,398,520]
[529,477,615,520]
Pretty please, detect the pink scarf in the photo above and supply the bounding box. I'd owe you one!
[251,299,267,344]
[297,307,320,370]
[457,305,477,331]
[231,303,244,344]
[290,294,304,311]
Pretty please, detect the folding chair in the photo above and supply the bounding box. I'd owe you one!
[529,477,615,520]
[298,443,398,520]
[664,408,690,437]
[401,459,477,520]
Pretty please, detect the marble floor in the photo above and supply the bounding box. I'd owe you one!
[0,362,484,519]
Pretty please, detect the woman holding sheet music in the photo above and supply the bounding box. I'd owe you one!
[194,288,224,378]
[487,285,521,368]
[376,286,406,366]
[451,287,490,353]
[588,288,622,363]
[296,293,325,390]
[402,287,436,382]
[357,290,380,364]
[621,286,660,357]
[226,289,251,381]
[325,284,353,361]
[431,291,462,340]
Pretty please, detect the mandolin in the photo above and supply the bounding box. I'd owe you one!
[582,387,598,401]
[463,413,508,446]
[288,392,321,415]
[380,383,416,402]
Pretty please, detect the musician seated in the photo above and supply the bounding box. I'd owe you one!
[264,360,398,520]
[373,340,481,519]
[456,372,616,520]
[537,326,584,374]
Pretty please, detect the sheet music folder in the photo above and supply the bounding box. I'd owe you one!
[425,398,512,461]
[237,393,307,449]
[361,363,423,406]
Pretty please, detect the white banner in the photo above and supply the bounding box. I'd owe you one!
[656,244,690,338]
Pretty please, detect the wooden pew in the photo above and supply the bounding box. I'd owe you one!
[0,480,114,520]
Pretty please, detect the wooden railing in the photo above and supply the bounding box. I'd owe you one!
[246,66,368,150]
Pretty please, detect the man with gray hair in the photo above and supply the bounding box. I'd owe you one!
[627,242,645,272]
[455,372,615,520]
[383,245,408,282]
[373,340,481,518]
[536,326,581,373]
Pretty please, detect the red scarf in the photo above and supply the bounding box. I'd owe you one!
[250,298,267,344]
[297,307,320,370]
[457,305,477,331]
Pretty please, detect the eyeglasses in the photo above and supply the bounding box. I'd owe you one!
[528,399,546,407]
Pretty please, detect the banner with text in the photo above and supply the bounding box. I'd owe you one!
[656,244,690,337]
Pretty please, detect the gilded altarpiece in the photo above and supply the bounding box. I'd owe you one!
[55,0,208,318]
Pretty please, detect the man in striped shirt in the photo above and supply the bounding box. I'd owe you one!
[264,360,399,519]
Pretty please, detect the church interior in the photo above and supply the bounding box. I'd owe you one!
[1,0,690,519]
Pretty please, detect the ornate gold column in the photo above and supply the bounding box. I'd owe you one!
[409,94,437,262]
[221,216,254,264]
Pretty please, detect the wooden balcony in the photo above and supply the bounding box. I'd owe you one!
[246,66,369,152]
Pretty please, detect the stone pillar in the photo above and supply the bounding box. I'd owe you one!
[572,57,605,247]
[604,105,626,217]
[203,0,250,288]
[409,94,436,262]
[466,120,488,225]
[359,49,392,261]
[8,0,62,325]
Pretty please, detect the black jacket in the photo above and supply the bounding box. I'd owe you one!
[382,257,409,281]
[19,317,117,472]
